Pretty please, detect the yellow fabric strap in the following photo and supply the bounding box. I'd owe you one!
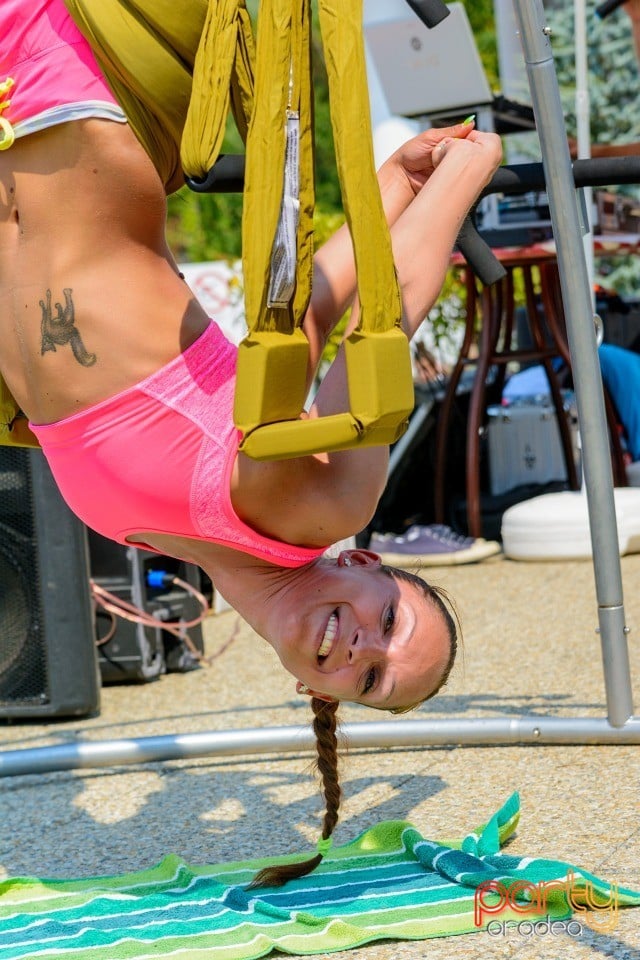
[232,0,312,440]
[0,380,39,448]
[63,0,255,191]
[63,0,202,191]
[234,0,414,459]
[181,0,255,180]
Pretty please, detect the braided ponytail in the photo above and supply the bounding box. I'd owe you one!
[248,698,341,888]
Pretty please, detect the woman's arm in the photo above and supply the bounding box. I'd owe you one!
[299,129,503,535]
[302,120,477,372]
[311,130,502,409]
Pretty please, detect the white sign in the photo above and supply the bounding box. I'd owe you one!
[179,260,247,345]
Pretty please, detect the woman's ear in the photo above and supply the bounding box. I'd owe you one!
[338,549,382,568]
[296,681,336,703]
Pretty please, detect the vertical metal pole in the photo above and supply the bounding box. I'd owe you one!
[511,0,634,725]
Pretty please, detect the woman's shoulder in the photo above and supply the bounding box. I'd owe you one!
[230,449,374,548]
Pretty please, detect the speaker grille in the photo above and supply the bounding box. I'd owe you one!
[0,454,48,706]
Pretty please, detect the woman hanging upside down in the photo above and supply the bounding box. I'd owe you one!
[0,0,502,885]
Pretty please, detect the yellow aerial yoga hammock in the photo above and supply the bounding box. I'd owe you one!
[1,0,414,459]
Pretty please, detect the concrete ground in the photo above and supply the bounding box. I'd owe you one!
[1,551,640,960]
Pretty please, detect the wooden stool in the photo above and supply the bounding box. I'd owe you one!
[433,253,626,539]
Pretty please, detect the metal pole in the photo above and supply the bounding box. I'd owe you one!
[512,0,634,726]
[2,716,640,777]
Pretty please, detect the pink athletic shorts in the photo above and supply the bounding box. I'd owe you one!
[0,0,126,141]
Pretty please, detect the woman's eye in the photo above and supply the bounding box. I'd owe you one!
[385,606,395,633]
[362,667,376,695]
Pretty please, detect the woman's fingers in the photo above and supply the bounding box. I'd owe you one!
[432,137,453,168]
[432,131,502,174]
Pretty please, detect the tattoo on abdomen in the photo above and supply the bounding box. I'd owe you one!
[40,288,97,367]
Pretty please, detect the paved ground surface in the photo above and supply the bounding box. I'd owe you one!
[2,551,640,959]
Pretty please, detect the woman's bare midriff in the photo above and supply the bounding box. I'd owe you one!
[0,118,210,424]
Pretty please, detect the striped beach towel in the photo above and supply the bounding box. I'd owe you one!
[1,793,638,959]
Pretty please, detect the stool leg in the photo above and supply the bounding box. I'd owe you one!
[434,270,477,523]
[540,356,580,488]
[465,280,504,537]
[522,265,579,489]
[539,262,572,365]
[539,261,624,487]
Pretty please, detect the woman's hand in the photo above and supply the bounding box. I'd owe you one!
[304,127,500,381]
[431,128,503,194]
[376,120,479,222]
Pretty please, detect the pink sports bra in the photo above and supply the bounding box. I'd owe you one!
[30,322,326,569]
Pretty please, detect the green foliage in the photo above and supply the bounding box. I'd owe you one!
[167,190,242,263]
[458,0,499,89]
[546,0,640,146]
[545,0,640,294]
[418,268,467,362]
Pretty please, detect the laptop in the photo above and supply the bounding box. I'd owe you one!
[365,2,493,118]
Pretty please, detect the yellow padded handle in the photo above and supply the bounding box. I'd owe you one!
[238,328,414,461]
[240,411,412,461]
[233,328,310,435]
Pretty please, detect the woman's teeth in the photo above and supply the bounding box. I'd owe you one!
[318,611,338,659]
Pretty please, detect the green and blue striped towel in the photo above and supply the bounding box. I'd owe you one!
[1,793,638,958]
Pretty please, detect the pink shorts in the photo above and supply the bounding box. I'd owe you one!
[0,0,126,141]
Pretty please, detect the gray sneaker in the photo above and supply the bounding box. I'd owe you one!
[368,524,502,567]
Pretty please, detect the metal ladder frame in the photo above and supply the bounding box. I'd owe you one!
[1,0,639,780]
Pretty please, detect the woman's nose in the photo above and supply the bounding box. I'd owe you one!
[347,630,384,662]
[347,633,362,662]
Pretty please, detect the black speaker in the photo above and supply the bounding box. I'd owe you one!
[0,448,100,719]
[88,530,205,683]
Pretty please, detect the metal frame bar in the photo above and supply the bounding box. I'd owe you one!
[1,0,638,781]
[514,0,634,727]
[2,718,640,777]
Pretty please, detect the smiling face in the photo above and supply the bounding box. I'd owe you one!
[266,551,454,710]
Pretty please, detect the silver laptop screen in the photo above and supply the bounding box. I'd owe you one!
[365,2,493,117]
